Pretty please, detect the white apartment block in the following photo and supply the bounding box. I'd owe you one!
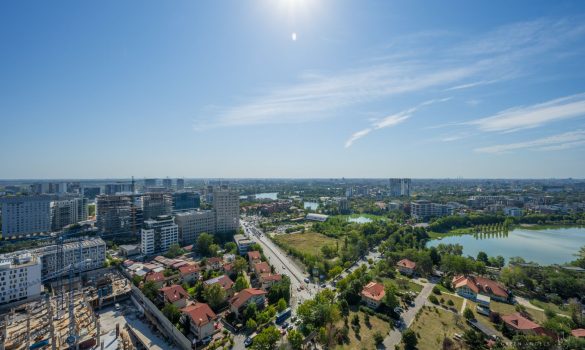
[33,237,106,278]
[175,210,216,245]
[0,252,42,305]
[411,200,453,220]
[0,195,52,238]
[213,186,239,233]
[389,178,411,197]
[141,215,179,255]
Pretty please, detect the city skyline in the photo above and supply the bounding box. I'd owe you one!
[2,1,585,179]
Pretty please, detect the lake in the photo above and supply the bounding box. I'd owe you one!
[348,216,373,224]
[426,226,585,265]
[304,201,319,210]
[240,192,278,200]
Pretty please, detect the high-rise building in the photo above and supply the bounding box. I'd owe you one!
[96,194,140,237]
[141,193,173,220]
[30,182,50,194]
[0,252,42,305]
[33,237,106,279]
[104,183,133,195]
[173,191,201,211]
[82,186,101,200]
[144,178,158,188]
[162,178,173,190]
[175,210,216,245]
[338,198,350,214]
[176,178,185,191]
[50,197,88,231]
[389,178,412,197]
[141,215,179,255]
[213,186,239,233]
[410,200,452,220]
[0,195,52,238]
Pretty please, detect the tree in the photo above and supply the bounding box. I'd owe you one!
[234,257,249,275]
[246,318,257,330]
[512,334,555,350]
[235,275,250,292]
[132,275,143,286]
[477,251,489,264]
[162,303,181,324]
[243,302,258,322]
[225,242,237,254]
[383,283,399,309]
[267,275,291,304]
[463,307,475,320]
[196,233,215,257]
[463,330,486,350]
[164,244,184,258]
[203,283,226,309]
[277,298,288,312]
[142,280,159,302]
[287,329,303,350]
[402,329,418,350]
[252,326,281,350]
[373,331,384,346]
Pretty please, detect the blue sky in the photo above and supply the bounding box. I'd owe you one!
[1,0,585,179]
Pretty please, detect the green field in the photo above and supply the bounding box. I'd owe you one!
[530,299,572,317]
[400,306,469,350]
[274,231,339,257]
[335,310,391,350]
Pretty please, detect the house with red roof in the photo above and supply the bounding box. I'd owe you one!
[396,259,417,276]
[204,275,235,299]
[144,271,165,288]
[205,257,223,271]
[452,275,510,303]
[259,273,282,290]
[361,281,386,309]
[229,288,267,317]
[179,264,200,284]
[502,313,550,337]
[571,329,585,338]
[254,261,271,276]
[181,303,218,342]
[158,285,190,308]
[247,251,262,267]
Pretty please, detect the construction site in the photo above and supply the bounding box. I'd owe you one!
[0,271,133,350]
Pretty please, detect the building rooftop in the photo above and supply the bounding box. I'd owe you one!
[361,281,385,301]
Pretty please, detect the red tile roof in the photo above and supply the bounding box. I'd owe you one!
[572,328,585,338]
[182,303,217,327]
[502,313,543,332]
[397,259,416,270]
[361,282,385,301]
[261,273,282,282]
[223,263,234,271]
[178,264,200,275]
[145,271,165,283]
[159,285,189,303]
[248,251,261,261]
[230,288,266,309]
[204,275,234,291]
[452,275,509,299]
[254,262,271,275]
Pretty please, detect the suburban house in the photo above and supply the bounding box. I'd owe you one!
[203,275,235,298]
[259,273,282,290]
[452,275,510,302]
[502,313,550,337]
[158,285,190,308]
[230,288,267,317]
[181,303,218,342]
[360,281,385,309]
[247,251,262,267]
[254,261,271,277]
[205,257,224,271]
[144,271,165,288]
[571,329,585,338]
[179,264,200,284]
[396,259,417,276]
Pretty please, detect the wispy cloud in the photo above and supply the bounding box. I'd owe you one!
[345,98,450,148]
[475,130,585,153]
[468,93,585,132]
[195,16,585,131]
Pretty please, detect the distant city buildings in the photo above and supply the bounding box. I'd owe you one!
[96,194,140,237]
[0,195,52,238]
[389,178,411,197]
[82,186,101,199]
[176,178,185,191]
[50,197,88,231]
[141,215,179,255]
[33,237,107,278]
[172,191,200,211]
[175,210,216,245]
[410,200,453,220]
[104,182,133,195]
[141,192,173,220]
[213,186,240,233]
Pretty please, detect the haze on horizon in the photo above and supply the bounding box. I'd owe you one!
[2,0,585,179]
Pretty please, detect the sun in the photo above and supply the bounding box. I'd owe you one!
[292,32,297,41]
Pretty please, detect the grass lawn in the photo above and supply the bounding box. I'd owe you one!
[382,276,423,294]
[335,310,391,350]
[399,306,468,350]
[490,301,546,323]
[530,299,571,317]
[433,293,464,313]
[274,231,339,257]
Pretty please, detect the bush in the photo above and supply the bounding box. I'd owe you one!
[429,295,439,304]
[447,299,455,306]
[432,286,442,295]
[463,307,475,320]
[373,331,384,345]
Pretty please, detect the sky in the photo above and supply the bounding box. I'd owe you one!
[1,0,585,179]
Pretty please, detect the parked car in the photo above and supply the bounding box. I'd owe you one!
[304,277,310,283]
[281,322,289,329]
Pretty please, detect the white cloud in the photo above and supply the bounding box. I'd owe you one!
[468,93,585,132]
[475,130,585,153]
[345,128,372,148]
